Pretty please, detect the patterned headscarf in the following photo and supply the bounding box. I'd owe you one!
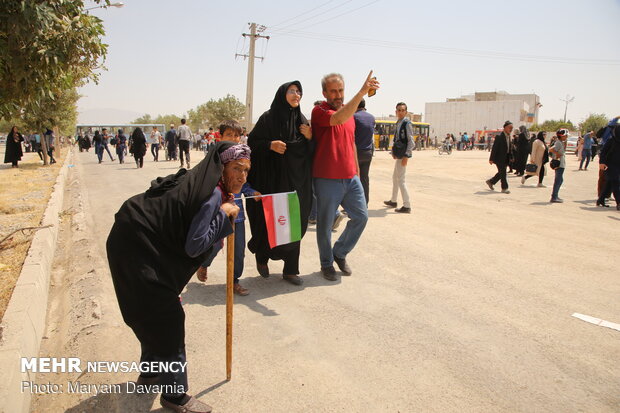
[220,144,251,164]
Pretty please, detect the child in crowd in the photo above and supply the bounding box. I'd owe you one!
[196,120,261,295]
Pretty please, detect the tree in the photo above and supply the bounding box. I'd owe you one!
[578,113,608,135]
[532,119,576,132]
[0,1,109,120]
[154,114,182,128]
[132,114,153,124]
[187,95,245,131]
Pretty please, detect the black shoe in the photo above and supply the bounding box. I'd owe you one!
[395,206,411,214]
[485,180,494,191]
[256,259,269,278]
[283,274,303,285]
[383,200,397,207]
[321,266,337,281]
[596,200,610,208]
[333,256,352,275]
[550,198,564,203]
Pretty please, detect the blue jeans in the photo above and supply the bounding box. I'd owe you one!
[552,167,564,199]
[201,221,245,283]
[95,143,104,162]
[579,149,591,169]
[314,176,368,268]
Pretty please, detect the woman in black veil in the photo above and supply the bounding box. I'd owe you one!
[246,81,313,285]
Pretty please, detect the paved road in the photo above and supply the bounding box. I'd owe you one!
[33,147,619,413]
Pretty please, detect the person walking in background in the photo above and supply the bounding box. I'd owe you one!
[486,121,513,194]
[149,126,162,162]
[115,129,128,164]
[596,124,620,210]
[44,128,56,164]
[549,129,568,203]
[3,126,24,168]
[384,102,413,213]
[353,98,375,206]
[522,131,549,187]
[130,127,147,168]
[177,118,193,169]
[579,131,593,170]
[311,71,378,281]
[101,128,115,161]
[93,130,104,163]
[514,125,530,176]
[165,124,177,161]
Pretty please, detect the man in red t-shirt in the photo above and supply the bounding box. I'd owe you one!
[311,71,379,281]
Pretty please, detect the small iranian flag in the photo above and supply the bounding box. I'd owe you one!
[262,191,302,248]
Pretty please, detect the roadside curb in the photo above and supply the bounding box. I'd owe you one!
[0,149,73,413]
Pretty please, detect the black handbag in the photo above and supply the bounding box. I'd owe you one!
[525,163,538,174]
[550,159,560,169]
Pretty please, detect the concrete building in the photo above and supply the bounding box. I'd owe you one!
[425,91,541,139]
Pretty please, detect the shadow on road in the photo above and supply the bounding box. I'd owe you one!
[530,202,551,206]
[63,385,157,413]
[182,272,340,317]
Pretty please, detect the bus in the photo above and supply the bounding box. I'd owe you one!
[374,120,431,150]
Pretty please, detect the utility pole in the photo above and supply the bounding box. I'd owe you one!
[236,23,269,130]
[559,95,574,123]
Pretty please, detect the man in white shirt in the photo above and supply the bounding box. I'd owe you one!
[149,126,162,161]
[177,118,193,168]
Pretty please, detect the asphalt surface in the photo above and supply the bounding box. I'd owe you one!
[31,147,619,413]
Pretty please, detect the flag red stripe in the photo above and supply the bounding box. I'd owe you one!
[262,194,277,249]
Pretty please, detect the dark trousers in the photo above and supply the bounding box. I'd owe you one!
[552,167,565,199]
[139,343,187,399]
[598,167,618,204]
[489,162,508,190]
[135,156,143,168]
[357,149,373,205]
[151,143,160,161]
[167,144,177,160]
[103,143,114,160]
[179,140,190,165]
[579,149,592,169]
[95,143,104,162]
[202,221,245,283]
[48,148,56,164]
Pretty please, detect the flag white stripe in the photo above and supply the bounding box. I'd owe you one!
[272,193,291,245]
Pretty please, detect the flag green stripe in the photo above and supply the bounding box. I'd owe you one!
[288,192,302,242]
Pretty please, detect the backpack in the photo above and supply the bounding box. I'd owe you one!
[392,119,409,158]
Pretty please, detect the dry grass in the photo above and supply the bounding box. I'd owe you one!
[0,147,67,321]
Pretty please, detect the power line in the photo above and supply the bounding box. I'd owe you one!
[273,0,380,34]
[270,30,620,65]
[269,0,355,33]
[268,0,334,30]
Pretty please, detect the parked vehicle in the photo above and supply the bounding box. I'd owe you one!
[566,136,578,153]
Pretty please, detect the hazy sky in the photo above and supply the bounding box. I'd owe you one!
[78,0,620,126]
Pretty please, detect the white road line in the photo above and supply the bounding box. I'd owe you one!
[572,313,620,332]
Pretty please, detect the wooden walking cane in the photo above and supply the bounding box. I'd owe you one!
[226,219,235,381]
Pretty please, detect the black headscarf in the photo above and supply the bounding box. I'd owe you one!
[267,80,308,143]
[537,131,545,142]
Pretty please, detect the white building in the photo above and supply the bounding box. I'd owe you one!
[425,91,541,139]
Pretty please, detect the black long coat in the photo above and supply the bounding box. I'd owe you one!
[489,131,511,165]
[4,132,24,164]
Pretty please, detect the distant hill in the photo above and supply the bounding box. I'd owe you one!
[78,108,144,125]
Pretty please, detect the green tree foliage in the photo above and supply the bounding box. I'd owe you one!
[530,119,575,132]
[0,1,109,119]
[187,95,245,131]
[187,104,209,131]
[132,114,153,124]
[21,88,80,136]
[578,113,608,135]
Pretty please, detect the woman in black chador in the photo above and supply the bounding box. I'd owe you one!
[107,142,250,413]
[4,126,24,167]
[246,80,313,286]
[514,125,530,176]
[130,127,147,168]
